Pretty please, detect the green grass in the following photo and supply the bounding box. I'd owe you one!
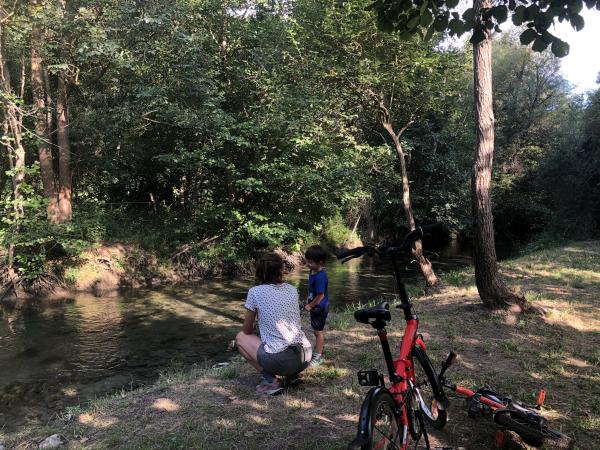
[6,241,600,450]
[328,315,351,331]
[440,268,470,287]
[217,365,238,380]
[309,367,348,380]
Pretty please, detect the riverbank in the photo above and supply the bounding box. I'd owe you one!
[1,243,308,302]
[2,242,599,449]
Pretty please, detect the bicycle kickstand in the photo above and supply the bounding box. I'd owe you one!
[414,411,431,450]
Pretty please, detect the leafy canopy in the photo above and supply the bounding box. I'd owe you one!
[370,0,599,57]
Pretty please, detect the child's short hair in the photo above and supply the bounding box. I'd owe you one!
[255,252,284,284]
[304,245,328,263]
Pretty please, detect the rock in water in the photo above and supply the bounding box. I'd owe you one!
[39,434,67,449]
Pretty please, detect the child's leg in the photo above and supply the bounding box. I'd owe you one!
[235,332,262,372]
[314,329,324,355]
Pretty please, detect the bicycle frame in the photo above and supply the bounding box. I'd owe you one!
[344,231,448,450]
[443,382,546,412]
[369,253,428,450]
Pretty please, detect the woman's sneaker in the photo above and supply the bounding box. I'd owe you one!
[255,377,283,396]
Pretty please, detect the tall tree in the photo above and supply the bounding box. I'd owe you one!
[379,98,438,285]
[371,0,597,309]
[1,6,27,273]
[289,0,468,285]
[470,0,515,305]
[31,0,59,223]
[56,0,72,222]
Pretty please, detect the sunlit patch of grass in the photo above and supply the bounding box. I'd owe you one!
[524,290,544,303]
[283,396,314,410]
[579,415,600,432]
[213,418,236,429]
[310,367,348,380]
[342,298,382,314]
[536,350,569,374]
[340,386,361,399]
[329,315,351,331]
[561,270,587,289]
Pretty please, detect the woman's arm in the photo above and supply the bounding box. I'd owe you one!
[241,309,257,335]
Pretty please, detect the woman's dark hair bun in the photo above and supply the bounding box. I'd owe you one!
[256,252,284,284]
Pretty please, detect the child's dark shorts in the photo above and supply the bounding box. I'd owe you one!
[310,304,329,331]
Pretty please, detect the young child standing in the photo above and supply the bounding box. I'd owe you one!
[304,245,329,367]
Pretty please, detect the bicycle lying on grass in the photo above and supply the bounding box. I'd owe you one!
[337,225,572,450]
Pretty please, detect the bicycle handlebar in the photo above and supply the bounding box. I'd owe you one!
[336,224,443,263]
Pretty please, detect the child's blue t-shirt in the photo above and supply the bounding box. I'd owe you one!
[308,270,329,308]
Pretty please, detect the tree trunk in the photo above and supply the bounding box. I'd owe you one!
[383,121,438,287]
[31,17,59,223]
[471,0,522,308]
[56,55,72,222]
[0,32,25,218]
[1,28,26,276]
[363,200,377,243]
[55,0,72,222]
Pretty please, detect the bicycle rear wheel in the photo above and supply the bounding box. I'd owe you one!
[362,390,402,450]
[495,412,573,449]
[412,346,447,429]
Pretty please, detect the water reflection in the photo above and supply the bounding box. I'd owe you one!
[0,249,469,431]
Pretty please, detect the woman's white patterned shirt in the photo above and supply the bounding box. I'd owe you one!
[244,283,311,354]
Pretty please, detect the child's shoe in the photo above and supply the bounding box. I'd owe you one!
[255,377,283,395]
[309,356,322,367]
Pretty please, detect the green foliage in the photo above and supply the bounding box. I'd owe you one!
[1,165,107,281]
[370,0,597,57]
[320,214,357,250]
[1,0,597,284]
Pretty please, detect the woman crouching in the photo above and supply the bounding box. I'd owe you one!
[236,253,312,395]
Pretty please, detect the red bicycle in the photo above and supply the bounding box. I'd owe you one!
[438,351,572,449]
[338,225,448,450]
[339,225,572,450]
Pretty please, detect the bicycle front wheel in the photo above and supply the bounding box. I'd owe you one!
[412,346,447,429]
[363,390,402,450]
[495,412,573,449]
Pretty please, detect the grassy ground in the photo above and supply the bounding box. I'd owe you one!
[2,242,599,449]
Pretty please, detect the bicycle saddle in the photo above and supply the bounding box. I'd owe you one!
[354,301,391,325]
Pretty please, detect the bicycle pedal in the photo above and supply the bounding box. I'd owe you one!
[357,369,380,386]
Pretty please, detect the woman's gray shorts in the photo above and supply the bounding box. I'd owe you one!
[257,343,312,377]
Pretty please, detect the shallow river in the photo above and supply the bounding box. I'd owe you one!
[0,246,469,431]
